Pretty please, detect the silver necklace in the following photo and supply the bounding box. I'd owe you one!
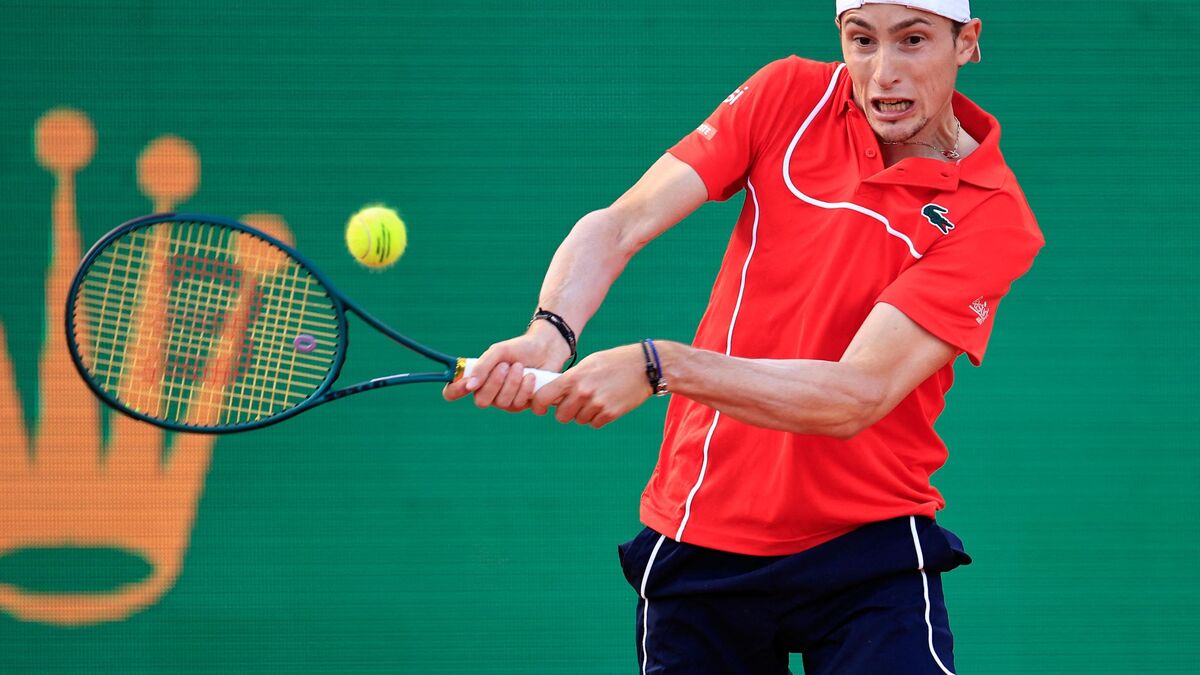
[882,117,962,160]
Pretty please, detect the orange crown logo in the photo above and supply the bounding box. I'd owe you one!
[0,108,291,626]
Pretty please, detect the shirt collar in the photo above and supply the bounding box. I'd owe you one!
[839,74,1008,191]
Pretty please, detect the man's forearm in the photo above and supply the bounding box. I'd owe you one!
[656,341,887,439]
[534,154,708,339]
[536,208,641,338]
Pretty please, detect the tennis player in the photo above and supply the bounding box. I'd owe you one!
[446,1,1043,672]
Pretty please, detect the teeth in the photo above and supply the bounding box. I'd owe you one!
[876,100,912,113]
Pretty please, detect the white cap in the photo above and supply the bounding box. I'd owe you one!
[836,0,980,62]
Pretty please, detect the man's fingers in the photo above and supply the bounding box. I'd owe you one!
[531,376,568,416]
[575,403,601,426]
[517,372,537,409]
[554,390,588,424]
[446,357,536,410]
[442,378,472,401]
[493,363,528,411]
[473,362,510,408]
[464,350,504,392]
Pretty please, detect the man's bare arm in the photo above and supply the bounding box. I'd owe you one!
[653,303,957,437]
[444,153,708,408]
[535,153,709,337]
[534,303,958,435]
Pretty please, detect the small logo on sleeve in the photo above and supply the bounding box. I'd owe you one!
[969,297,990,325]
[922,203,956,235]
[697,123,717,140]
[723,86,749,106]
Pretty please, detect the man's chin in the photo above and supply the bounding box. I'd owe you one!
[870,121,924,145]
[864,109,924,142]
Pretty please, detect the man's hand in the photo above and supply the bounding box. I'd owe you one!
[442,319,572,411]
[443,153,706,416]
[531,344,651,428]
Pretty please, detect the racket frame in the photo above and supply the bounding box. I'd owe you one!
[65,212,465,434]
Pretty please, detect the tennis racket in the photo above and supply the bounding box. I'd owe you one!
[65,213,560,433]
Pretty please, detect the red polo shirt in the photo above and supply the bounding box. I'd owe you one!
[640,57,1044,556]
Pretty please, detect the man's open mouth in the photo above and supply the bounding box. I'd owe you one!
[872,99,914,113]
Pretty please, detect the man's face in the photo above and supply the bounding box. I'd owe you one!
[839,5,976,144]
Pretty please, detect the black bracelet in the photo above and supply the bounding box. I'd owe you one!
[640,338,669,397]
[530,308,578,369]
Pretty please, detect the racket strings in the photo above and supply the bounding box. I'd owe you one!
[73,220,339,427]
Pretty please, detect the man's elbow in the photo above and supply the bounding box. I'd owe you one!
[591,203,655,259]
[826,378,889,440]
[566,208,640,266]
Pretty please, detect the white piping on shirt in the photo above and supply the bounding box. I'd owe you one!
[672,64,922,543]
[674,179,763,542]
[781,63,923,260]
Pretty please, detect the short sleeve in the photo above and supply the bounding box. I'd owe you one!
[876,193,1044,366]
[667,57,827,202]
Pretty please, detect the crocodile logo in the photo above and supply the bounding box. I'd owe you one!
[922,203,956,236]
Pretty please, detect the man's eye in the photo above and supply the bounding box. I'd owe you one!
[905,35,925,45]
[854,37,872,47]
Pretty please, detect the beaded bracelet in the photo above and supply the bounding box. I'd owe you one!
[640,338,669,397]
[529,308,578,369]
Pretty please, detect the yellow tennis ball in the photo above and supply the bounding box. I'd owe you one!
[345,206,407,269]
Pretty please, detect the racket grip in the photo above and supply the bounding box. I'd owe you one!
[457,358,561,392]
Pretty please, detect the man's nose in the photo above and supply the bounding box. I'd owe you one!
[872,49,902,90]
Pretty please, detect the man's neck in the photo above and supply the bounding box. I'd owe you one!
[879,119,980,167]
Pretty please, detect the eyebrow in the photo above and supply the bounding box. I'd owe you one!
[842,16,934,33]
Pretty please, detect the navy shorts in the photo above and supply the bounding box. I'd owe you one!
[617,516,972,675]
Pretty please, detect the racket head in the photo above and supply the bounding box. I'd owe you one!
[65,213,348,433]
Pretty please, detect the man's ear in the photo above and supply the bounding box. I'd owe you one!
[958,18,983,66]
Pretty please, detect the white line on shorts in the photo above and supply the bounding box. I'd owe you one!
[639,534,667,675]
[909,516,956,675]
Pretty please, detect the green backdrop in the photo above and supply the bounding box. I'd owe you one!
[1,1,1196,672]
